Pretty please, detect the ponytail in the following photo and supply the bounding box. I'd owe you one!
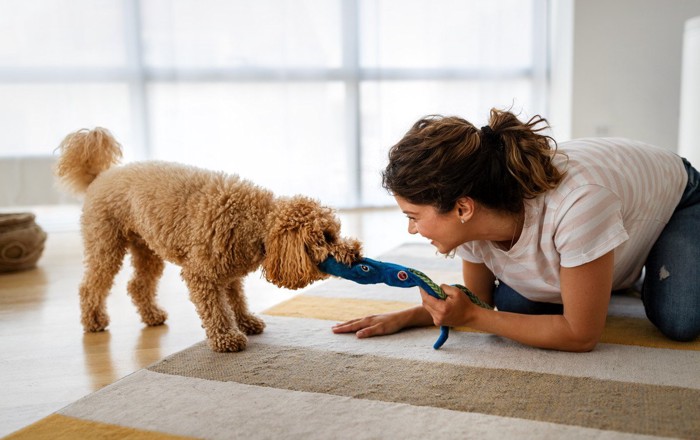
[488,108,565,206]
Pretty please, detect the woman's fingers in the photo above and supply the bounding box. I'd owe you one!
[332,317,369,333]
[420,284,472,327]
[332,313,402,338]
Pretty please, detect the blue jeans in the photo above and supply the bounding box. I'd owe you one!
[494,158,700,341]
[641,158,700,341]
[494,283,563,315]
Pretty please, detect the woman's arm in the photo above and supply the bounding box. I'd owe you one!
[422,250,614,352]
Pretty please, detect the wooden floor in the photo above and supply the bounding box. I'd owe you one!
[0,205,421,437]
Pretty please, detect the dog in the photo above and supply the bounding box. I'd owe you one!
[55,128,362,352]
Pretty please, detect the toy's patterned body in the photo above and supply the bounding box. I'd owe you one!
[318,257,492,349]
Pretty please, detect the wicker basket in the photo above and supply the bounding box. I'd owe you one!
[0,213,47,273]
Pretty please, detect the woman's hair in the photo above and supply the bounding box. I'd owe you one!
[381,108,565,214]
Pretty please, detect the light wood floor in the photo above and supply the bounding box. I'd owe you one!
[0,205,421,437]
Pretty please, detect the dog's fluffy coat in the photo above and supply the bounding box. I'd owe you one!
[55,128,362,352]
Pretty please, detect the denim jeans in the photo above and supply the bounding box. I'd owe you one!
[641,158,700,341]
[493,158,700,341]
[494,282,564,315]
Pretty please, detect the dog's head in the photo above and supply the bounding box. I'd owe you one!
[261,196,362,289]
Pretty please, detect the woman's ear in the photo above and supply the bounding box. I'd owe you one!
[456,197,475,222]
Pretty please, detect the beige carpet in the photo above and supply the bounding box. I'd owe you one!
[7,243,700,439]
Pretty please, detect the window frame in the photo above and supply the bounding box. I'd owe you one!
[0,0,549,208]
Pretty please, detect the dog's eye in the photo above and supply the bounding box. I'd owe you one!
[360,265,369,272]
[323,231,336,243]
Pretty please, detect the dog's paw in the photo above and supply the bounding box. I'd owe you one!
[238,314,266,335]
[82,310,109,332]
[209,331,248,353]
[141,307,168,327]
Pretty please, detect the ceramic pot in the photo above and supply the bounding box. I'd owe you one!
[0,213,47,273]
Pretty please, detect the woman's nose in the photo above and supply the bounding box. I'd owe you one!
[408,220,417,235]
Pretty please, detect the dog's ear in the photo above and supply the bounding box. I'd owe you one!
[261,197,328,289]
[261,225,323,289]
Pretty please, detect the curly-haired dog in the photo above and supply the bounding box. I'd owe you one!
[55,128,362,352]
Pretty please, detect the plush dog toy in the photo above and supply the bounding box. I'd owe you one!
[319,257,492,349]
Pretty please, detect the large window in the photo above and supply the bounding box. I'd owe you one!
[0,0,548,207]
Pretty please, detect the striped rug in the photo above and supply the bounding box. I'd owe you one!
[8,244,700,439]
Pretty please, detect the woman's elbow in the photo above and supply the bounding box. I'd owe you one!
[570,339,598,352]
[566,333,601,352]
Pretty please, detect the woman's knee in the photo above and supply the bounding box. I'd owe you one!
[653,318,700,342]
[645,298,700,342]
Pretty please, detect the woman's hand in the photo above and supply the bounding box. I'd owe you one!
[419,284,479,327]
[332,305,432,338]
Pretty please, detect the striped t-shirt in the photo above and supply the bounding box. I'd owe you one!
[456,137,688,303]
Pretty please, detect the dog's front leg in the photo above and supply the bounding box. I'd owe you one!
[181,271,248,352]
[224,278,265,336]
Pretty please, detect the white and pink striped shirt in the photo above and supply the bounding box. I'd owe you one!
[456,137,688,303]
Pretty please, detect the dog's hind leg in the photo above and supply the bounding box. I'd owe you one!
[182,271,248,352]
[79,229,127,332]
[127,238,168,326]
[224,278,265,336]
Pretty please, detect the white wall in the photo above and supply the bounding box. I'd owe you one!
[0,156,77,207]
[549,0,700,150]
[678,16,700,165]
[547,0,574,141]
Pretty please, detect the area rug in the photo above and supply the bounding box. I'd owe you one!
[7,243,700,439]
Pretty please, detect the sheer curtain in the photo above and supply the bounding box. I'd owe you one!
[0,0,547,208]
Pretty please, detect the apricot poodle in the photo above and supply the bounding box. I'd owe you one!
[55,128,362,352]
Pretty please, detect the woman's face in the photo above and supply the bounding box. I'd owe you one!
[394,195,465,254]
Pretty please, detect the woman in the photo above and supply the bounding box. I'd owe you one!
[333,109,700,352]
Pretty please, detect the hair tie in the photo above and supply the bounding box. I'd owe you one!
[480,125,504,153]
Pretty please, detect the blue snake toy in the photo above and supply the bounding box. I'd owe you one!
[318,257,492,349]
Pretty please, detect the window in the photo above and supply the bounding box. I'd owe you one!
[0,0,548,207]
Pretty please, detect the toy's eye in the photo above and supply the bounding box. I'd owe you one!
[397,270,408,281]
[360,265,370,272]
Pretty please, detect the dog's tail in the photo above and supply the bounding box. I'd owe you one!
[54,127,123,195]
